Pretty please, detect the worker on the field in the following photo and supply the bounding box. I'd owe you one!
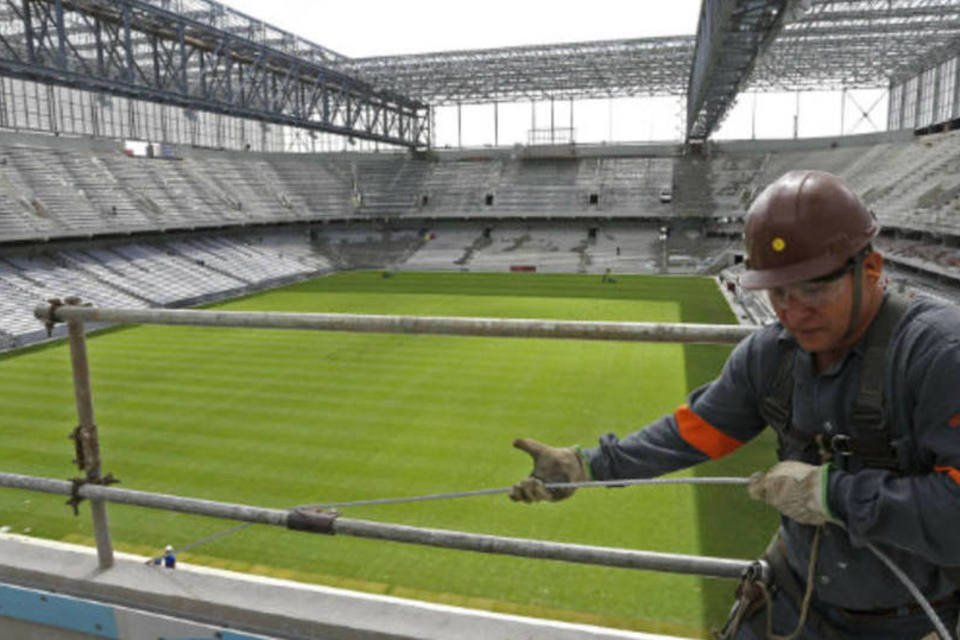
[161,544,176,569]
[512,171,960,638]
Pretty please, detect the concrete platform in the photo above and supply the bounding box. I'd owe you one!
[0,534,688,640]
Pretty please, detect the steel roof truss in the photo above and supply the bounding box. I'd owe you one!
[0,0,427,147]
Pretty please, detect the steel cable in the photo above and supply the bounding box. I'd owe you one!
[148,476,750,562]
[299,476,751,509]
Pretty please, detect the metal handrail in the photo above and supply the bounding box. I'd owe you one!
[25,299,755,572]
[0,471,760,580]
[36,303,754,344]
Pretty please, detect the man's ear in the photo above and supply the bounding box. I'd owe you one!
[863,250,883,284]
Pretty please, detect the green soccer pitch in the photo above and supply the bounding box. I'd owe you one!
[0,271,779,638]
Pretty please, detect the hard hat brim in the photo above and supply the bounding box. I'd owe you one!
[740,251,850,290]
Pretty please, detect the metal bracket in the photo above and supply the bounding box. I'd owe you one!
[65,473,119,516]
[68,425,87,470]
[287,508,340,535]
[42,298,63,337]
[745,559,772,585]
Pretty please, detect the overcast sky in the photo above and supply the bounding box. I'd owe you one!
[218,0,702,57]
[215,1,886,144]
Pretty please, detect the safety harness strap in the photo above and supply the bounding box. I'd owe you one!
[945,567,960,590]
[842,292,910,470]
[759,343,820,464]
[760,292,911,470]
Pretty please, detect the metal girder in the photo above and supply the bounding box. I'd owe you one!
[0,1,956,147]
[686,0,790,142]
[334,0,960,144]
[751,0,960,90]
[340,37,695,104]
[0,0,429,147]
[138,0,348,65]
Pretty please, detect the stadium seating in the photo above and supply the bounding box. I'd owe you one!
[4,127,960,351]
[0,128,955,243]
[0,232,333,348]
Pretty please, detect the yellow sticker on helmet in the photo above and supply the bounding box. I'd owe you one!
[771,237,786,252]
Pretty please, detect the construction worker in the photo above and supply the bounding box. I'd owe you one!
[511,170,960,639]
[162,544,176,569]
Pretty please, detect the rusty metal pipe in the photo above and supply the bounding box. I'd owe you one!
[65,309,114,570]
[0,471,757,580]
[36,304,753,344]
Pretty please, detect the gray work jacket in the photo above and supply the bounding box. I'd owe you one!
[584,294,960,611]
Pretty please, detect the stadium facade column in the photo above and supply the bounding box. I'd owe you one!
[550,97,555,143]
[952,57,960,122]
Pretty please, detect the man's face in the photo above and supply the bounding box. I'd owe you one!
[767,268,854,355]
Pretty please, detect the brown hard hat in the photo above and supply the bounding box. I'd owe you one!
[740,170,878,290]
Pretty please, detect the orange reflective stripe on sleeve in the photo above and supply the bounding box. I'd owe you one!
[935,466,960,486]
[674,404,743,460]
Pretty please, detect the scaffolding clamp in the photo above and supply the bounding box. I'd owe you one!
[41,298,64,336]
[65,473,119,516]
[287,508,340,535]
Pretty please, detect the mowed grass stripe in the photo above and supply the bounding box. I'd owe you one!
[0,272,747,637]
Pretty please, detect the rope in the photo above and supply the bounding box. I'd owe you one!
[154,476,750,559]
[137,473,954,640]
[743,524,953,640]
[760,525,823,640]
[828,520,954,640]
[300,476,751,510]
[865,541,955,640]
[147,523,251,565]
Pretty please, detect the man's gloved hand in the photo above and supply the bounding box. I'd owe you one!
[748,461,834,525]
[510,438,587,503]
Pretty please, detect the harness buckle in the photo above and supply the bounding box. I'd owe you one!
[831,434,853,456]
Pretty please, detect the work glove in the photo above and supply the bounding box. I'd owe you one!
[748,461,834,526]
[510,438,587,503]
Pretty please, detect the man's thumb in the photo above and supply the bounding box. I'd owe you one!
[513,437,548,458]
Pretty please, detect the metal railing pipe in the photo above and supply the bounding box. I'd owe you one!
[36,304,755,345]
[65,308,114,569]
[332,518,752,579]
[0,471,757,580]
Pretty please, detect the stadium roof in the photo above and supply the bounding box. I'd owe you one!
[0,0,428,148]
[339,37,695,103]
[338,0,960,139]
[342,0,960,102]
[756,0,960,90]
[0,0,958,144]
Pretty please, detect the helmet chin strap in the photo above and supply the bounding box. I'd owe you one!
[844,253,866,341]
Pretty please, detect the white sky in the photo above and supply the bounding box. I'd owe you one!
[218,1,888,146]
[218,0,702,57]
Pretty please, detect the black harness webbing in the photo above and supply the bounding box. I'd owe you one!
[759,292,910,470]
[845,293,911,469]
[757,292,960,592]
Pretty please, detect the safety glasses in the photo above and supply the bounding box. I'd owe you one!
[766,263,853,309]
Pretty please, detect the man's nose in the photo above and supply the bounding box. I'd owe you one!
[777,296,816,322]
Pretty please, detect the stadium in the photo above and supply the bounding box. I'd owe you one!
[1,1,960,639]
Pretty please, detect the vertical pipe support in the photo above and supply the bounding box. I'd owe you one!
[22,0,36,64]
[54,0,67,71]
[65,298,114,570]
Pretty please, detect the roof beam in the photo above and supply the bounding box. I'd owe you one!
[340,37,694,104]
[686,0,790,142]
[0,0,429,147]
